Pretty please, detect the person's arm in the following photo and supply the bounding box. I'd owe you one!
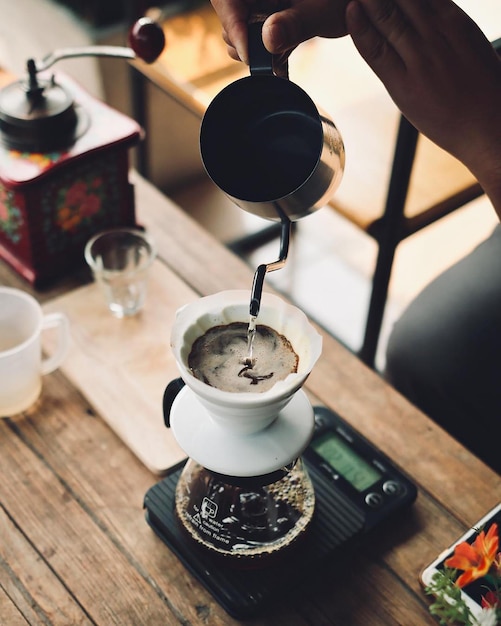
[346,0,501,219]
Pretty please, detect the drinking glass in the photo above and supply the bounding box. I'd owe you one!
[85,228,156,318]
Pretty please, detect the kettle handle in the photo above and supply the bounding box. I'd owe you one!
[248,21,289,78]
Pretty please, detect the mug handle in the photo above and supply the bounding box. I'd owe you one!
[41,312,70,375]
[248,21,289,79]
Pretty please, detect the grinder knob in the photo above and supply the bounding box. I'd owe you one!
[0,17,166,152]
[129,17,166,64]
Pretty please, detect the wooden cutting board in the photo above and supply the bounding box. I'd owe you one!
[42,259,199,474]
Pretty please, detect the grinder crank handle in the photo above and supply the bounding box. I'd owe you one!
[30,17,165,74]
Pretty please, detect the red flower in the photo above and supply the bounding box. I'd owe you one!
[445,523,499,588]
[481,590,501,610]
[0,201,8,221]
[80,193,101,217]
[65,181,88,206]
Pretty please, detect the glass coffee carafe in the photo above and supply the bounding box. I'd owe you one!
[175,458,315,560]
[168,290,322,563]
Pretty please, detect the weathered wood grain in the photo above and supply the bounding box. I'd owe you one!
[1,171,499,625]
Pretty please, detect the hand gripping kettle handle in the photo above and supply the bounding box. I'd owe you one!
[248,20,289,78]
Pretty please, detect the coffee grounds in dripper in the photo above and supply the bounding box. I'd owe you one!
[188,322,298,393]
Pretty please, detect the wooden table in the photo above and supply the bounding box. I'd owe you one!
[1,172,500,625]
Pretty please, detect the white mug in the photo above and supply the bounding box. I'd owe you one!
[0,287,70,416]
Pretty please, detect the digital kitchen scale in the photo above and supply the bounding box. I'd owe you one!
[143,405,418,619]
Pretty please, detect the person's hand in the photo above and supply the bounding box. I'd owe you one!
[345,0,501,212]
[210,0,350,66]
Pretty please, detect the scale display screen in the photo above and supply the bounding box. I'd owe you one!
[311,431,382,492]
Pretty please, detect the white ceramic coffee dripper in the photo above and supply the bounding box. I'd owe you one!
[169,289,322,477]
[168,290,322,560]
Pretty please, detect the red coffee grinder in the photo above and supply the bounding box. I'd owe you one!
[0,18,165,287]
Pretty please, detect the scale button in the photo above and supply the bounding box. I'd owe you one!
[383,480,403,496]
[365,492,384,508]
[320,462,339,480]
